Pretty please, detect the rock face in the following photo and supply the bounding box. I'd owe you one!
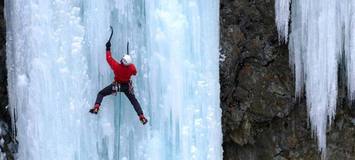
[220,0,355,160]
[0,0,15,159]
[0,0,7,119]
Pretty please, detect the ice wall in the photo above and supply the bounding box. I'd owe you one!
[275,0,355,158]
[5,0,221,160]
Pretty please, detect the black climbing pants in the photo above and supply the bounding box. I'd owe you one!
[95,82,143,115]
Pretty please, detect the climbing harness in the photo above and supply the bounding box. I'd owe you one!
[112,81,134,96]
[112,81,120,96]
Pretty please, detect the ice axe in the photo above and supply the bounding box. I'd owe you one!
[108,26,130,55]
[126,42,129,55]
[108,26,114,42]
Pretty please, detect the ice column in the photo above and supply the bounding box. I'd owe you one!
[5,0,101,159]
[114,0,222,159]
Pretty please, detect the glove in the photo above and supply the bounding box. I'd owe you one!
[106,41,111,51]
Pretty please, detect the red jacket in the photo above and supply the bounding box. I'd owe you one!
[106,50,137,83]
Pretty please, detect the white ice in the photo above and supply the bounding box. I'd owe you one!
[275,0,291,43]
[275,0,355,159]
[5,0,222,160]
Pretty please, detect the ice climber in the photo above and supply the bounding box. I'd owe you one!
[89,41,148,125]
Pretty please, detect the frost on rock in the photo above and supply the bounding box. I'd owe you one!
[275,0,355,159]
[5,0,222,160]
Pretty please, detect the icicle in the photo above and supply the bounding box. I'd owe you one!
[276,0,355,159]
[275,0,291,42]
[344,1,355,100]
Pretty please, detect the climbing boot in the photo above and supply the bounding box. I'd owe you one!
[89,104,100,114]
[139,114,148,125]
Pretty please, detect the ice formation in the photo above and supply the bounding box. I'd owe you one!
[275,0,290,42]
[275,0,355,158]
[5,0,221,159]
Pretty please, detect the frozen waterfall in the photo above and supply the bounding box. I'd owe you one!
[5,0,221,160]
[276,0,355,158]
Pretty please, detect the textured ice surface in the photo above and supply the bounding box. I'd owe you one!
[5,0,221,160]
[275,0,290,42]
[275,0,355,158]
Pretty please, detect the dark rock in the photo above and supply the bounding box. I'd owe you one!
[0,0,15,159]
[220,0,355,159]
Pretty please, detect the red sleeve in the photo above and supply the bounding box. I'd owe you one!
[131,64,137,75]
[106,50,119,70]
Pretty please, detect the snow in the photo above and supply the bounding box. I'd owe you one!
[5,0,221,160]
[275,0,355,158]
